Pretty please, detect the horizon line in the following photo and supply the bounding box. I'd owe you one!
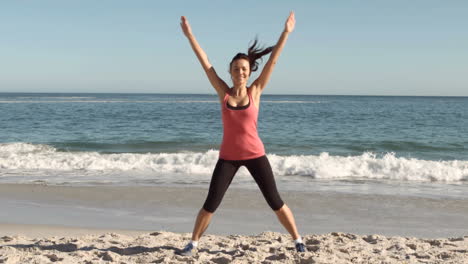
[0,91,467,98]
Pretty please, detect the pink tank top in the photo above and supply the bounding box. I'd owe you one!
[219,89,265,160]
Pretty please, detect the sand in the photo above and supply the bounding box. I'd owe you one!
[1,183,468,263]
[1,226,467,264]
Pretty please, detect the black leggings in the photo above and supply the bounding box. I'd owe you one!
[202,155,285,213]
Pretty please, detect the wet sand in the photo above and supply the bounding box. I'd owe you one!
[1,183,468,238]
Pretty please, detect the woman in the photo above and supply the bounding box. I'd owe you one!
[179,12,305,255]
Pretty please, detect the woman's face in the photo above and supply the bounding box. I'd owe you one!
[230,59,250,86]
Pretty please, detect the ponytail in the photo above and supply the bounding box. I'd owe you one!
[230,37,275,74]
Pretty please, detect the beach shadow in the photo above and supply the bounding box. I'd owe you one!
[198,248,240,255]
[7,242,179,256]
[6,242,254,260]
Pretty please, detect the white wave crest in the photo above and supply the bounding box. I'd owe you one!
[0,142,56,154]
[1,143,467,183]
[268,152,468,182]
[0,143,219,174]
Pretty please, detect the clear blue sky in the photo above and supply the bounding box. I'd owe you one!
[1,1,467,96]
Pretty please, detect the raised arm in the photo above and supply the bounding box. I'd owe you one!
[180,16,229,101]
[252,12,296,94]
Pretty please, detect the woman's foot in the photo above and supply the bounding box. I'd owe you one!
[177,243,197,256]
[295,242,306,252]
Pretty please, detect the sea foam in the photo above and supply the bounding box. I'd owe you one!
[1,143,467,184]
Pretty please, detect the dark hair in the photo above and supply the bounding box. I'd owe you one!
[229,37,275,75]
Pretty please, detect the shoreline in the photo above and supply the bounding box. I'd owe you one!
[0,223,149,238]
[1,183,468,239]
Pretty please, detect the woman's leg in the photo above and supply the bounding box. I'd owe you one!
[191,159,239,241]
[191,208,213,241]
[274,204,300,240]
[245,156,301,240]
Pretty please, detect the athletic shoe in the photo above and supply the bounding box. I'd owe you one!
[177,243,196,256]
[295,242,306,252]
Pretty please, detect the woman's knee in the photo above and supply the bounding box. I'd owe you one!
[202,191,224,213]
[202,204,217,214]
[272,201,285,212]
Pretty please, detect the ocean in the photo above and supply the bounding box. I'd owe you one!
[1,93,467,199]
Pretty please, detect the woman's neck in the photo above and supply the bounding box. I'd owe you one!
[231,85,247,97]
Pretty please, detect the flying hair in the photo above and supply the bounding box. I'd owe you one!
[229,37,275,75]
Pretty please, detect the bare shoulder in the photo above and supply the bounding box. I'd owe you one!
[248,84,262,107]
[249,83,262,97]
[218,88,230,104]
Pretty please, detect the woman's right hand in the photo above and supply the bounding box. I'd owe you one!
[180,16,193,37]
[284,11,295,33]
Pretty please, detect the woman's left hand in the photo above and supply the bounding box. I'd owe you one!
[180,16,193,37]
[284,11,295,33]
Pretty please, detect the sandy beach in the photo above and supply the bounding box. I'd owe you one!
[1,225,467,263]
[1,183,467,263]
